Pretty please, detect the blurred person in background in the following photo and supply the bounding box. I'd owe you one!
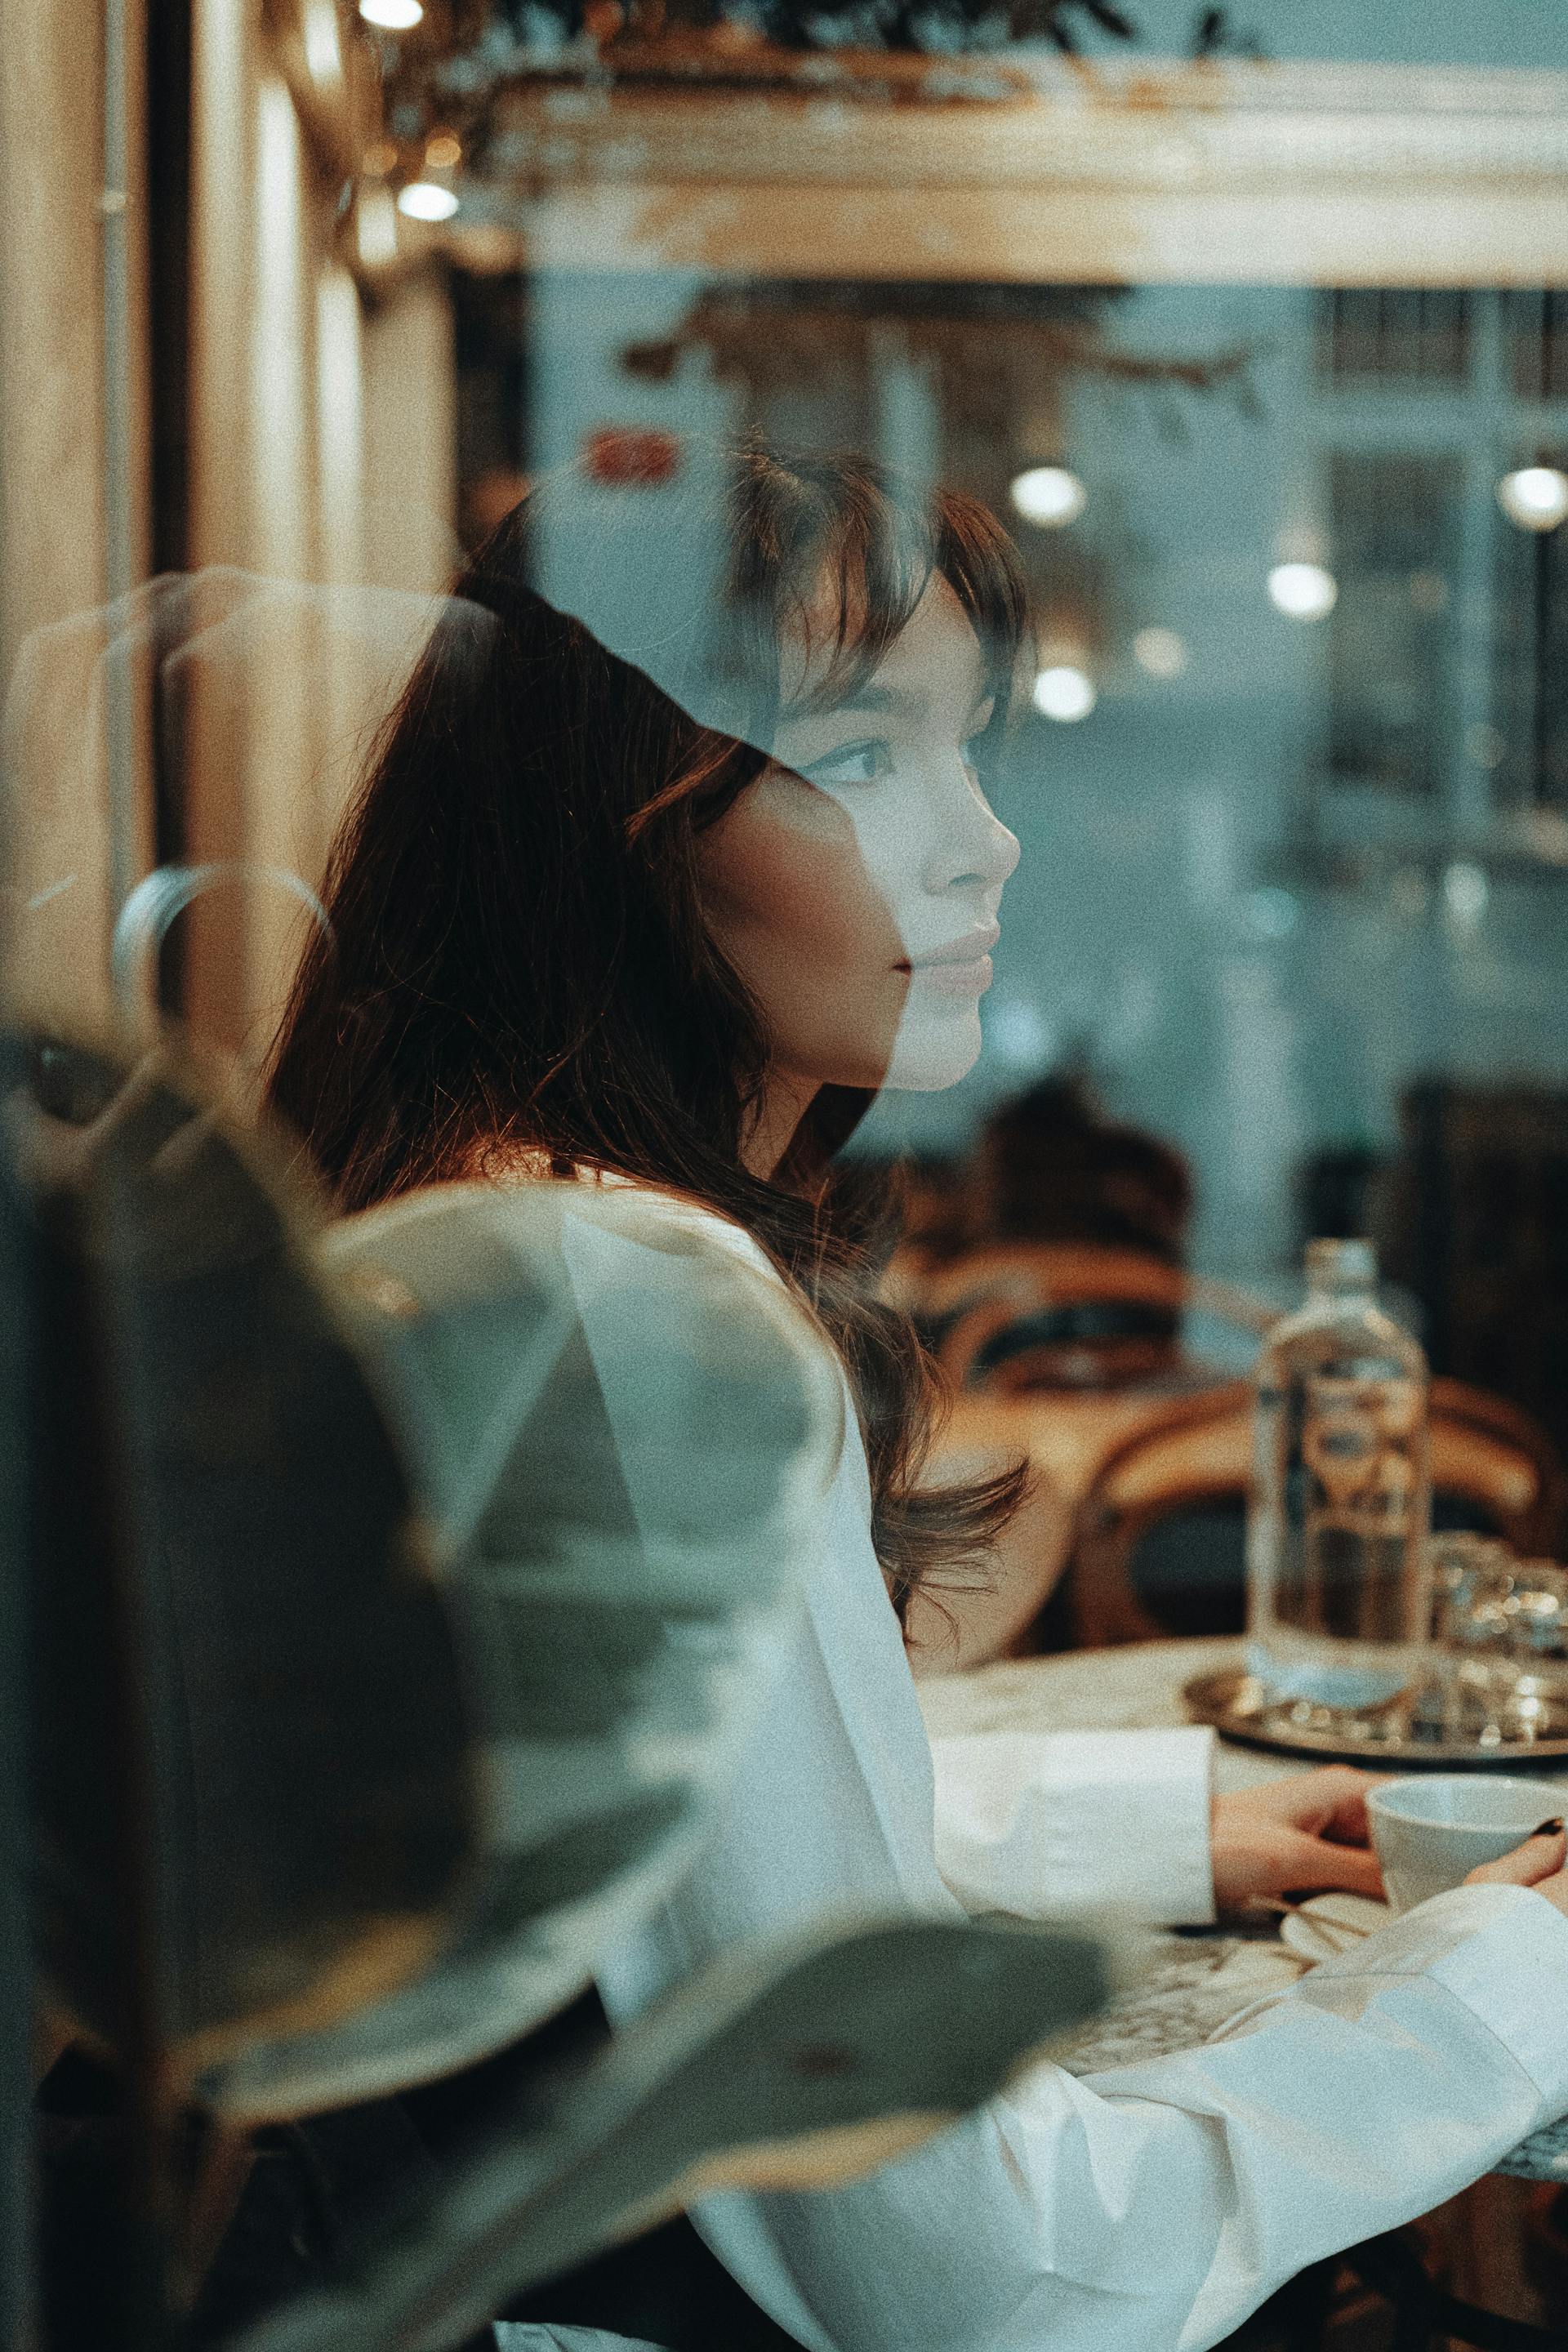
[974,1071,1192,1266]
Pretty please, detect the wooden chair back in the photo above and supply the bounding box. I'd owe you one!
[924,1245,1275,1396]
[906,1403,1076,1675]
[910,1385,1241,1666]
[1062,1378,1566,1650]
[924,1242,1187,1320]
[1428,1375,1568,1548]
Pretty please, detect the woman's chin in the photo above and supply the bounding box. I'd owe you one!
[880,1009,983,1094]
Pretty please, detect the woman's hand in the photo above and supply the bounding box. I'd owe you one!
[1210,1767,1387,1911]
[1467,1820,1568,1918]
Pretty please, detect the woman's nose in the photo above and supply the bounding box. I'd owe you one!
[930,773,1020,896]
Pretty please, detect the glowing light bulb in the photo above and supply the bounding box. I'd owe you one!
[1032,665,1096,722]
[1009,466,1087,528]
[1443,861,1489,928]
[397,180,459,222]
[1133,625,1188,679]
[1267,561,1338,621]
[1497,466,1568,532]
[359,0,425,27]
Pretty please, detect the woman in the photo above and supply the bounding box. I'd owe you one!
[269,444,1568,2351]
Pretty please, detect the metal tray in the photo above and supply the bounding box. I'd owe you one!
[1183,1668,1568,1769]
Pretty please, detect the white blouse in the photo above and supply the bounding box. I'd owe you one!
[595,1217,1568,2352]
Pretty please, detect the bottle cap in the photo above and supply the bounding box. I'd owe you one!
[1303,1236,1377,1290]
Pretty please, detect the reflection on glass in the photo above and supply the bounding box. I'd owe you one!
[11,17,1568,2350]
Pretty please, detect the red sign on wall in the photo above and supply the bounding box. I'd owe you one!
[581,425,684,488]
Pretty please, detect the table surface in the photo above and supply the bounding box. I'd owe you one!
[918,1637,1568,2184]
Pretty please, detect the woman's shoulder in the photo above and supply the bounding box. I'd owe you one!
[572,1172,781,1281]
[318,1171,849,1536]
[319,1172,835,1396]
[337,1168,782,1289]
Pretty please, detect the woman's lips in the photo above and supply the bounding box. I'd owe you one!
[908,954,993,998]
[898,926,1000,999]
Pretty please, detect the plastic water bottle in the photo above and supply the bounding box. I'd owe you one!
[1246,1239,1432,1717]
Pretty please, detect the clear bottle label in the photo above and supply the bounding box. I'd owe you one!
[1248,1340,1432,1716]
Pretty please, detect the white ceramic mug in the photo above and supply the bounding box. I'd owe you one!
[1368,1775,1562,1913]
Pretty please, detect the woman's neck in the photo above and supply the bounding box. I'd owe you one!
[742,1069,821,1182]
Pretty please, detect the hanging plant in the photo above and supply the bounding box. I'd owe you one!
[435,0,1265,74]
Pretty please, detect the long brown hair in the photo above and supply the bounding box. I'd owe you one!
[266,442,1027,1616]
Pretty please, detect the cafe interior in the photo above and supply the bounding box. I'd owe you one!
[10,4,1568,2350]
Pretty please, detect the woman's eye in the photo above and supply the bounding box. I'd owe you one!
[803,739,893,787]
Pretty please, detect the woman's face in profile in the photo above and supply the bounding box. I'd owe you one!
[697,571,1020,1105]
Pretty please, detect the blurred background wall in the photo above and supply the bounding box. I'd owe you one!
[470,267,1568,1249]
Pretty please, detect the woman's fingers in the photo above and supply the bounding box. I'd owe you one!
[1241,1766,1386,1846]
[1210,1815,1388,1908]
[1218,1800,1568,1910]
[1467,1826,1568,1888]
[1277,1829,1386,1900]
[1302,1770,1379,1849]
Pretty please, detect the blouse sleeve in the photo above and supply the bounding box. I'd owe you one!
[595,1364,1568,2352]
[929,1726,1217,1927]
